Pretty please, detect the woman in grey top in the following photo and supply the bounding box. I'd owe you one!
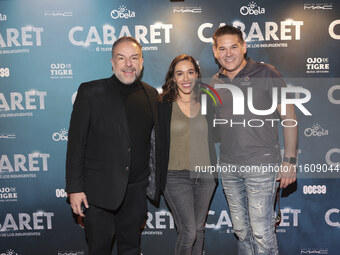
[158,54,217,255]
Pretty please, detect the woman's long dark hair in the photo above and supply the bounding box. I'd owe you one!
[159,54,201,103]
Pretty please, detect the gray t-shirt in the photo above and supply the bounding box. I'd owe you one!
[210,58,286,165]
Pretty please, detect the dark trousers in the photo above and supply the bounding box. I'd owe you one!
[84,178,148,255]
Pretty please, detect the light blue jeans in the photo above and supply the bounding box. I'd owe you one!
[220,163,279,255]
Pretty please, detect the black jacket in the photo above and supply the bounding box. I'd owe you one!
[66,76,161,210]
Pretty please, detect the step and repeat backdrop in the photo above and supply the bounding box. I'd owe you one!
[1,0,340,254]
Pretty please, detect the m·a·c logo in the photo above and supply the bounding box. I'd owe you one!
[300,248,328,254]
[0,133,16,139]
[304,4,333,10]
[173,7,203,13]
[44,11,73,17]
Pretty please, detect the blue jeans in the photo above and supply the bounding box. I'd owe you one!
[164,170,216,255]
[220,163,279,255]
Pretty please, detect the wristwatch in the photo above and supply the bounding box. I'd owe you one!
[283,157,297,164]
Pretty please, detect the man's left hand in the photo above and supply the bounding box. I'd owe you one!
[276,161,297,188]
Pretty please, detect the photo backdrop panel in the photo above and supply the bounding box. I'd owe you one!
[0,0,339,254]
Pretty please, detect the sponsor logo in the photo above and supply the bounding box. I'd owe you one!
[50,63,73,79]
[173,7,202,13]
[56,189,67,198]
[44,11,72,17]
[328,85,340,104]
[306,58,329,74]
[304,3,333,10]
[302,185,327,194]
[0,187,18,202]
[52,128,68,142]
[325,208,340,227]
[0,249,21,255]
[0,133,16,139]
[0,68,10,77]
[111,5,135,19]
[57,252,84,255]
[304,124,328,137]
[301,248,328,254]
[68,24,172,47]
[198,20,303,44]
[0,13,7,22]
[240,1,265,16]
[329,20,340,40]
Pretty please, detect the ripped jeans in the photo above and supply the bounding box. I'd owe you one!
[220,163,279,255]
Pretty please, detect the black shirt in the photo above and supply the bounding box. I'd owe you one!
[114,75,154,183]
